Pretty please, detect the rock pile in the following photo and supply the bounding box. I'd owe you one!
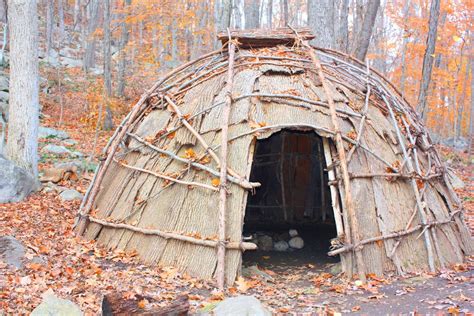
[246,229,305,252]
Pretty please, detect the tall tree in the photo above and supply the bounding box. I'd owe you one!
[46,0,53,59]
[244,0,259,29]
[83,0,100,72]
[307,0,335,48]
[117,0,132,97]
[6,0,39,177]
[336,0,349,52]
[280,0,288,26]
[352,0,380,61]
[103,0,113,131]
[399,0,411,97]
[417,0,441,121]
[469,58,474,158]
[57,0,65,41]
[220,0,232,31]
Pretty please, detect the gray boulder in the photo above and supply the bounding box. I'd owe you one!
[62,139,78,146]
[42,144,72,155]
[31,289,82,316]
[0,156,36,203]
[0,90,8,102]
[59,189,83,201]
[0,236,25,269]
[214,296,271,316]
[442,137,469,151]
[289,236,304,249]
[257,235,273,251]
[274,240,289,252]
[0,76,8,91]
[60,57,83,68]
[38,126,69,140]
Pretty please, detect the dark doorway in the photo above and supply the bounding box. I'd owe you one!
[243,130,339,271]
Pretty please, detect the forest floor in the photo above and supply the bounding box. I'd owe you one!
[1,80,473,314]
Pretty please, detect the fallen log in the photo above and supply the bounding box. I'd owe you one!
[101,293,189,316]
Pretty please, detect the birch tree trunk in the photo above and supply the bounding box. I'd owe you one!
[417,0,441,122]
[6,0,39,178]
[244,0,259,29]
[116,0,131,97]
[352,0,380,61]
[307,0,335,48]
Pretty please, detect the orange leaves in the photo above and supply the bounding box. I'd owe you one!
[249,120,267,129]
[184,148,196,160]
[211,178,220,187]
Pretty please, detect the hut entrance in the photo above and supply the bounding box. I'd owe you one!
[243,130,339,271]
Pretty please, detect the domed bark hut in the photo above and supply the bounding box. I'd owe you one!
[75,28,473,286]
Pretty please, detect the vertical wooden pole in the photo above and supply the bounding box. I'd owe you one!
[306,45,367,283]
[217,38,236,290]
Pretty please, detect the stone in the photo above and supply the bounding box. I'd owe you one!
[442,137,469,151]
[38,126,69,140]
[42,144,72,155]
[59,189,83,201]
[0,75,8,91]
[0,236,25,269]
[447,170,465,189]
[274,240,289,252]
[289,236,304,249]
[31,289,82,316]
[0,90,8,102]
[213,296,271,316]
[0,156,37,203]
[289,229,299,237]
[60,57,83,68]
[257,235,273,251]
[62,139,78,146]
[0,100,7,121]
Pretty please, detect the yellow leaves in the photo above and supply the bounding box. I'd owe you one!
[235,276,250,292]
[452,35,462,42]
[211,178,220,187]
[184,148,196,159]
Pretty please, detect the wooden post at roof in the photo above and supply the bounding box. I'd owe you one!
[289,26,367,283]
[216,31,237,290]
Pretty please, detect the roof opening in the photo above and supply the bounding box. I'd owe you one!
[242,130,340,273]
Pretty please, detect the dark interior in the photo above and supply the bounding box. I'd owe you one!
[243,130,339,270]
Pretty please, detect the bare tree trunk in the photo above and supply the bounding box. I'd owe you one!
[73,0,81,29]
[456,57,470,139]
[57,0,65,41]
[307,0,335,48]
[351,0,364,51]
[103,0,113,131]
[468,58,474,158]
[281,0,288,26]
[220,0,232,31]
[337,0,349,52]
[83,0,100,72]
[233,0,242,29]
[267,0,273,28]
[244,0,259,29]
[116,0,131,97]
[6,0,39,178]
[399,0,411,97]
[46,0,53,59]
[417,0,440,122]
[371,2,386,74]
[352,0,380,61]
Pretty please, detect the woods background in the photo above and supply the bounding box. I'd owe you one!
[0,0,471,151]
